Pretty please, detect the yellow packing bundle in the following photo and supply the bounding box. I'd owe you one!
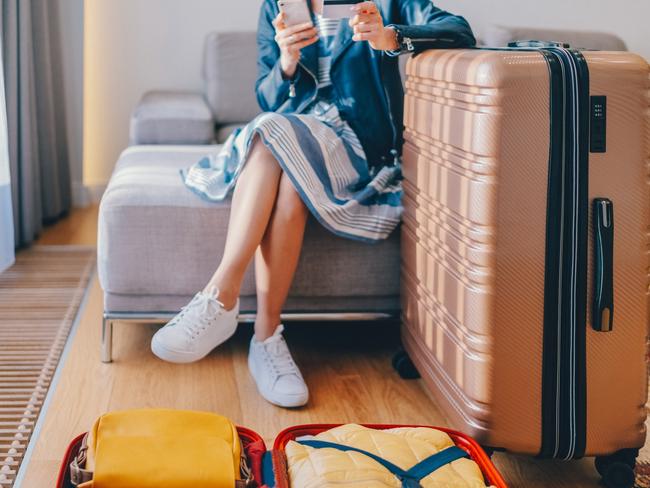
[70,409,244,488]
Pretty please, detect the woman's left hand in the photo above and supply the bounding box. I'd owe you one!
[349,1,399,51]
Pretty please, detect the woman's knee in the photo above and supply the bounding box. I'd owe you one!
[248,135,272,161]
[276,173,307,219]
[241,136,281,178]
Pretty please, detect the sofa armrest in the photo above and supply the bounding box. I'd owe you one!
[129,91,215,145]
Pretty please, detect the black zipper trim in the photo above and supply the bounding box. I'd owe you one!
[538,48,565,459]
[538,47,590,460]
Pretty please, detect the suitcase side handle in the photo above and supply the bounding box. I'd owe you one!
[592,198,614,332]
[507,40,571,49]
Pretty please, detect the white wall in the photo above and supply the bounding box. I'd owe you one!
[438,0,650,61]
[84,0,260,196]
[81,0,649,196]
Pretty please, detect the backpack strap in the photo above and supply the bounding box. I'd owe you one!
[297,440,469,488]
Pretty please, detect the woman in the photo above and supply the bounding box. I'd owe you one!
[151,0,475,408]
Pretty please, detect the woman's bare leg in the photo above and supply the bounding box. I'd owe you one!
[254,173,309,340]
[205,137,282,309]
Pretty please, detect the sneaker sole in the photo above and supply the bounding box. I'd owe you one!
[151,319,238,364]
[248,354,309,408]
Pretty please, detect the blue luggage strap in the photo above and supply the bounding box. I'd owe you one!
[297,440,469,488]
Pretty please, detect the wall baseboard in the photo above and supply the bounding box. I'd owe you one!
[71,181,89,208]
[86,183,107,204]
[72,181,106,207]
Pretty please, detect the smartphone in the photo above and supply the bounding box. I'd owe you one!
[322,0,365,19]
[278,0,313,27]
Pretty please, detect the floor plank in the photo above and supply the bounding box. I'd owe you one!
[19,207,610,487]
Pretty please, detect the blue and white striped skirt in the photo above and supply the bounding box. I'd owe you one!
[182,102,403,243]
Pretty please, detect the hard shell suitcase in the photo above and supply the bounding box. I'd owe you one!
[399,42,650,485]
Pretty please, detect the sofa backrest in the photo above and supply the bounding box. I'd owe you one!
[483,25,628,51]
[203,31,261,125]
[202,27,626,126]
[203,31,410,126]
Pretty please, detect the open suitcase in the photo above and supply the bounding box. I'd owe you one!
[398,41,650,487]
[58,423,505,487]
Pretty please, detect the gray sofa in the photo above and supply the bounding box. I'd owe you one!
[99,27,626,362]
[99,31,401,363]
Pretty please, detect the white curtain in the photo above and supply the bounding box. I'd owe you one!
[0,36,15,273]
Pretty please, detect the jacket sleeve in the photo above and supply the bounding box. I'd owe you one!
[255,0,293,112]
[389,0,476,53]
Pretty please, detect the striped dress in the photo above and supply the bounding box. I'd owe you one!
[182,16,403,243]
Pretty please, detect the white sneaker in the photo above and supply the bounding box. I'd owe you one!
[151,288,239,363]
[248,325,309,408]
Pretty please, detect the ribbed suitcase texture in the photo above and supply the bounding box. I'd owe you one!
[401,48,650,460]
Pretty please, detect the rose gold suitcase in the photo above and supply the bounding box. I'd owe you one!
[397,42,650,486]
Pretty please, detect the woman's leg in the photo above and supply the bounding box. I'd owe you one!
[205,137,282,309]
[248,173,310,407]
[254,173,309,340]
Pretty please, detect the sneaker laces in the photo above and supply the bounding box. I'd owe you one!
[173,287,225,339]
[263,325,301,378]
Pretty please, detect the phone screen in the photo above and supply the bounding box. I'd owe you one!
[278,0,313,27]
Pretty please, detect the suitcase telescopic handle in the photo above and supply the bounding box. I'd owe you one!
[507,40,571,49]
[592,198,614,332]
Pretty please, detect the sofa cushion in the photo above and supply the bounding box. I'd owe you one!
[129,91,215,145]
[203,32,261,125]
[483,25,627,51]
[98,146,400,311]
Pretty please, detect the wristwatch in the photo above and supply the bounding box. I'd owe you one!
[387,25,414,54]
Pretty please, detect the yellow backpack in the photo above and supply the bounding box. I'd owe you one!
[70,409,250,488]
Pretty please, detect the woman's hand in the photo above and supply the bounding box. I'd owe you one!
[273,13,319,79]
[349,1,399,51]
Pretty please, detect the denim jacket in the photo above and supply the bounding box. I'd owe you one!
[255,0,476,167]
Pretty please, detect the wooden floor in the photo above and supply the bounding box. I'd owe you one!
[20,205,602,487]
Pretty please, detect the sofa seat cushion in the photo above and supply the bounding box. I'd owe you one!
[98,146,400,311]
[129,91,215,145]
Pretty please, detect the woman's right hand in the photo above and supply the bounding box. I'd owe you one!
[273,13,318,79]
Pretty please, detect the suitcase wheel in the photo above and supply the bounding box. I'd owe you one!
[392,349,421,380]
[595,449,638,488]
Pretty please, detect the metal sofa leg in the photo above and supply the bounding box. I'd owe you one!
[101,317,114,363]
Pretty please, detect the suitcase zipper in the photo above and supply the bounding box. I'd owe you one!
[537,47,590,461]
